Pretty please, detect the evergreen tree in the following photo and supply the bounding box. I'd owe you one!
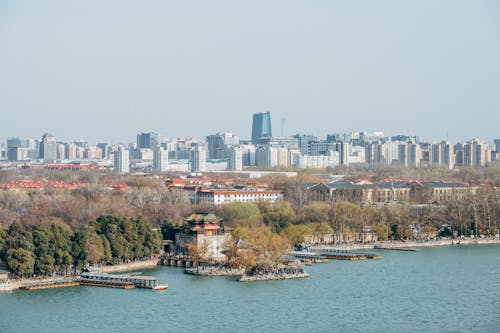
[71,231,88,272]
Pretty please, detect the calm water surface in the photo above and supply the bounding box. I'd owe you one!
[1,245,500,332]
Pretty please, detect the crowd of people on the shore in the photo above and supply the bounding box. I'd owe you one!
[247,265,306,277]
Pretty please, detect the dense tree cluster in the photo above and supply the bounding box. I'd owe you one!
[1,168,500,275]
[0,170,192,230]
[0,216,161,278]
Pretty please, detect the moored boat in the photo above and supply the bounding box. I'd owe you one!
[313,258,329,263]
[153,284,169,291]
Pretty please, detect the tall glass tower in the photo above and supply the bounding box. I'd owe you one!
[251,112,272,144]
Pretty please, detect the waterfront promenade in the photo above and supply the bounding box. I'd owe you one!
[0,259,160,292]
[310,237,500,251]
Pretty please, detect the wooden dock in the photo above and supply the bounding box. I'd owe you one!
[18,272,165,291]
[314,249,382,260]
[20,279,80,291]
[78,272,162,289]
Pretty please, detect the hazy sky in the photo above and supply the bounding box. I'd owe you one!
[1,0,499,143]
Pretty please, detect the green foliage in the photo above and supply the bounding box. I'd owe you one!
[373,223,389,241]
[216,202,263,228]
[50,224,73,272]
[0,227,6,261]
[309,222,333,243]
[299,202,331,224]
[6,248,35,278]
[71,231,88,270]
[94,215,161,263]
[100,235,112,262]
[1,215,161,277]
[281,224,311,245]
[259,201,296,233]
[160,221,191,241]
[32,226,55,276]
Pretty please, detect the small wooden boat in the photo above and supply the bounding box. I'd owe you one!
[313,258,329,263]
[153,284,169,291]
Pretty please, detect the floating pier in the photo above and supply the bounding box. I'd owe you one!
[18,272,165,291]
[78,272,161,289]
[314,249,381,260]
[19,279,80,291]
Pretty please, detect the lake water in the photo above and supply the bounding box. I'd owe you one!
[1,245,500,332]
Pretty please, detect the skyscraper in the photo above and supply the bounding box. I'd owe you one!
[137,132,159,149]
[251,112,272,144]
[227,147,243,171]
[153,147,168,172]
[206,132,239,159]
[114,147,130,174]
[190,145,207,172]
[39,133,57,161]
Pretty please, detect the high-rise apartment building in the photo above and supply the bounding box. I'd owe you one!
[65,143,77,160]
[153,147,168,172]
[461,140,490,167]
[227,147,243,171]
[114,147,130,174]
[251,112,272,144]
[293,134,317,155]
[397,142,421,168]
[57,143,66,160]
[206,132,239,159]
[334,141,350,166]
[137,132,159,149]
[365,141,385,167]
[97,143,109,159]
[190,145,207,172]
[240,144,256,166]
[430,141,454,169]
[494,139,500,152]
[39,133,57,161]
[255,146,288,168]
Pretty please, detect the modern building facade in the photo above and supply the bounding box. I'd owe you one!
[190,145,207,172]
[251,112,272,144]
[39,133,57,162]
[137,132,159,149]
[206,132,239,159]
[153,147,168,172]
[114,147,130,174]
[195,189,283,206]
[227,146,243,171]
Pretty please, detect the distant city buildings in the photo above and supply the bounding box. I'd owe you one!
[206,132,239,159]
[251,112,272,144]
[137,132,159,149]
[0,113,497,171]
[114,147,130,174]
[153,147,168,172]
[40,133,57,162]
[227,146,243,171]
[190,145,207,172]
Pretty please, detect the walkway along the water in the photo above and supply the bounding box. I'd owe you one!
[12,272,166,291]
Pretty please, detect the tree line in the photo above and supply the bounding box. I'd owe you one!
[0,216,161,278]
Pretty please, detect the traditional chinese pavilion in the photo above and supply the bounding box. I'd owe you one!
[184,212,222,236]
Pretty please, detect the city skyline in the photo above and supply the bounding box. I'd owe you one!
[1,1,499,143]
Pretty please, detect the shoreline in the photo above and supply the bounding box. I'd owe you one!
[239,272,310,282]
[0,259,160,292]
[311,238,500,251]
